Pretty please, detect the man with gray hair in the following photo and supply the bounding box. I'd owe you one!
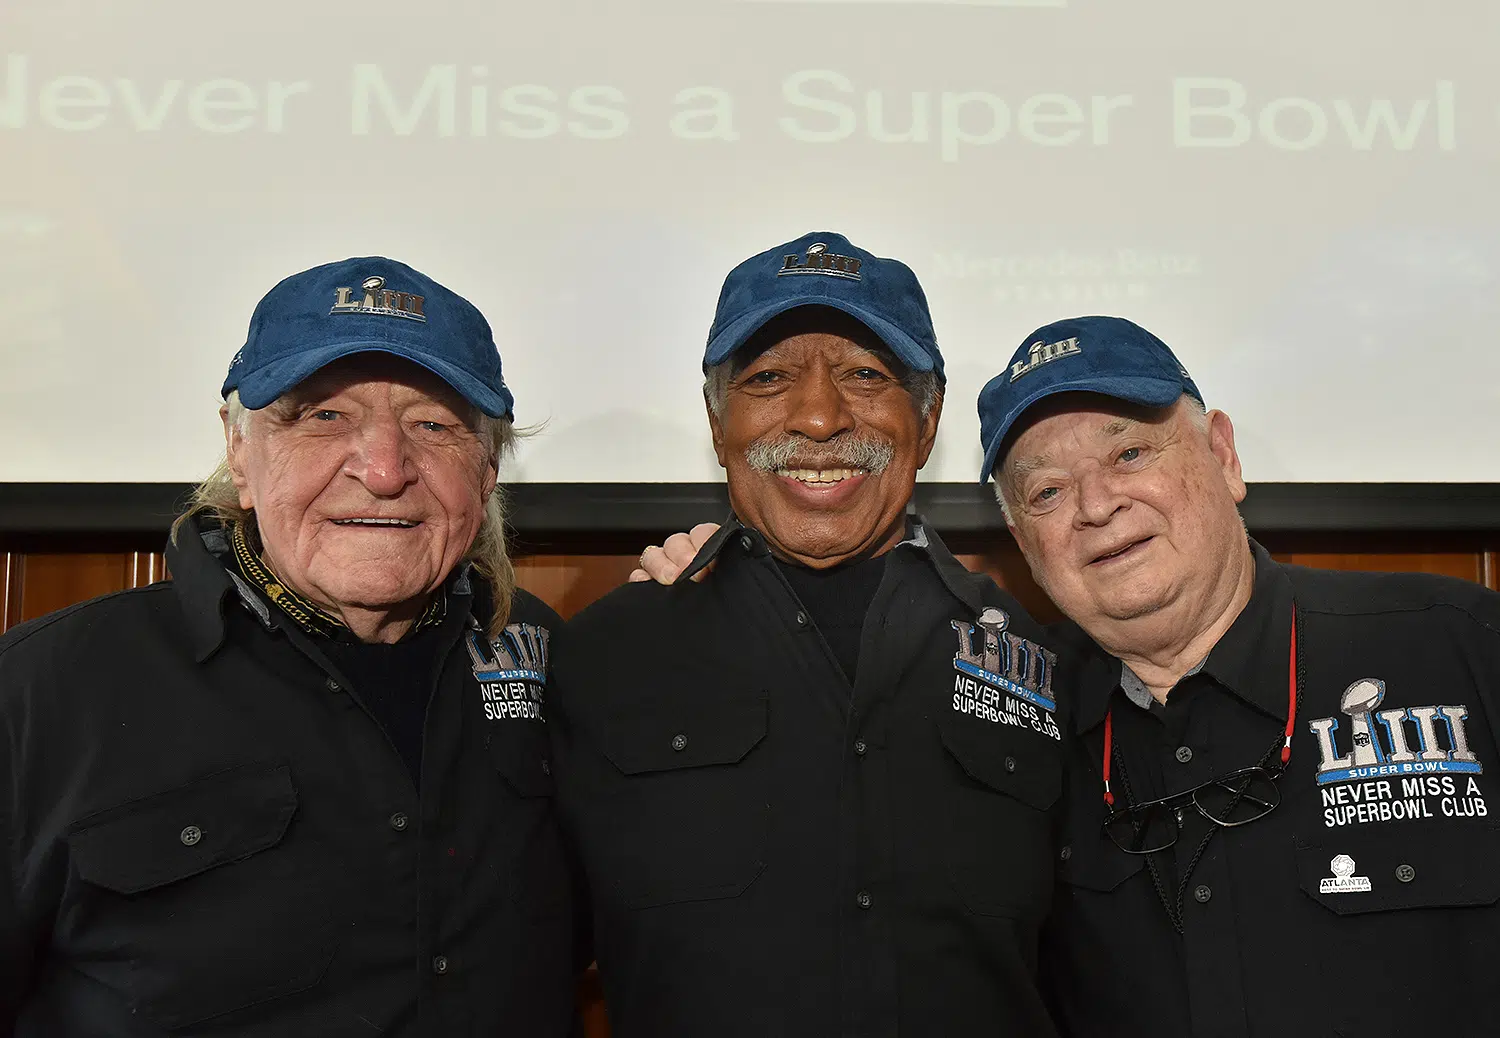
[0,258,584,1035]
[554,232,1067,1037]
[977,315,1500,1037]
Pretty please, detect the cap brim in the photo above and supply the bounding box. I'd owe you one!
[977,374,1186,483]
[704,297,936,375]
[230,341,514,419]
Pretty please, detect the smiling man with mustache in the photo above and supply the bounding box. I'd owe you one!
[551,233,1067,1037]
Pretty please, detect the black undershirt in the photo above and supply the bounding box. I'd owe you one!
[322,623,444,788]
[776,553,889,684]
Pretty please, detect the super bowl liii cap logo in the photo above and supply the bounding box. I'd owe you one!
[950,607,1061,739]
[330,275,427,322]
[779,242,862,281]
[1009,336,1082,382]
[1309,678,1481,786]
[465,623,550,722]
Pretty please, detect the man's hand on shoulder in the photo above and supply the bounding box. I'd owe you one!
[630,523,721,585]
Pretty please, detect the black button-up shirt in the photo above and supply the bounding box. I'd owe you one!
[1045,542,1500,1038]
[0,518,583,1036]
[552,517,1067,1038]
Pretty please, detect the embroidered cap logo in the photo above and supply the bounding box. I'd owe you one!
[329,275,427,322]
[1008,336,1082,382]
[778,241,863,281]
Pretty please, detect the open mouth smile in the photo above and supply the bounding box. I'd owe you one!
[774,467,869,485]
[332,518,420,528]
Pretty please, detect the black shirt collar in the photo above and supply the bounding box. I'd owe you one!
[1075,539,1294,733]
[678,511,983,615]
[166,515,264,662]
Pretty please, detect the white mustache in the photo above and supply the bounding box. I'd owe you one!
[744,433,895,474]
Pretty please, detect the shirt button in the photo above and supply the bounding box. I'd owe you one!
[671,733,688,752]
[856,890,873,910]
[795,611,809,627]
[1175,746,1194,764]
[432,955,449,975]
[854,739,868,756]
[325,677,341,693]
[389,812,409,832]
[1004,756,1017,773]
[179,825,203,847]
[1059,845,1072,861]
[1395,864,1416,883]
[541,758,552,776]
[739,533,754,552]
[1193,884,1213,903]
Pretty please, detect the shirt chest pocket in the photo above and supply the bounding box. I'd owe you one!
[593,696,769,910]
[488,722,571,920]
[1295,825,1500,915]
[64,762,337,1030]
[935,712,1064,919]
[1293,824,1500,1032]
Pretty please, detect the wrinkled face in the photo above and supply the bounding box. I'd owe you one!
[999,394,1247,637]
[226,354,497,622]
[709,313,942,568]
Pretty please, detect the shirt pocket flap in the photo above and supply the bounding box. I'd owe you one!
[1295,824,1500,916]
[936,712,1062,811]
[67,762,298,896]
[1060,838,1146,892]
[598,696,768,776]
[489,722,556,797]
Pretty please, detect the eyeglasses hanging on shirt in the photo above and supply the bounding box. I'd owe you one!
[1093,605,1303,930]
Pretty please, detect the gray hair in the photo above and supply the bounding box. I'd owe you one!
[991,393,1208,525]
[172,390,521,640]
[703,356,942,420]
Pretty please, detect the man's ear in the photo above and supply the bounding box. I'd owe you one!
[913,387,944,470]
[1205,408,1247,504]
[705,391,729,469]
[223,405,255,511]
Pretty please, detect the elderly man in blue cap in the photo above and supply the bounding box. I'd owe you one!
[0,258,584,1035]
[977,316,1500,1038]
[552,233,1067,1038]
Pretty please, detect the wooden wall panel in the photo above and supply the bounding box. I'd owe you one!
[513,554,643,620]
[1269,551,1483,583]
[0,551,166,633]
[1,552,18,633]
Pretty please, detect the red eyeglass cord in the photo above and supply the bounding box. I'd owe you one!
[1102,607,1297,808]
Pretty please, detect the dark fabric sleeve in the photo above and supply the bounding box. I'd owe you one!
[0,690,36,1026]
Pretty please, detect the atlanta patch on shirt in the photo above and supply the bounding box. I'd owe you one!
[949,607,1060,741]
[466,623,550,723]
[1309,676,1488,828]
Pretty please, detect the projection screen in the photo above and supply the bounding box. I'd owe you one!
[2,0,1496,486]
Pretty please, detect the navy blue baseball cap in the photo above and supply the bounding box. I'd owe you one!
[976,316,1202,482]
[704,231,944,380]
[222,256,514,419]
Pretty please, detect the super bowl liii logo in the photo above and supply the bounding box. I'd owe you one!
[778,241,863,281]
[1008,336,1082,382]
[1311,678,1487,828]
[465,623,550,722]
[329,275,427,322]
[950,607,1060,739]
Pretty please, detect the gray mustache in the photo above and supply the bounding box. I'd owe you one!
[744,433,895,474]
